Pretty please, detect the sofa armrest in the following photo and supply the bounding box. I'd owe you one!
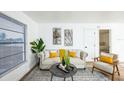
[112,60,119,65]
[94,57,100,62]
[80,51,88,61]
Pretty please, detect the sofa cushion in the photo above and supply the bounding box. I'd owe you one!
[49,51,57,58]
[59,49,66,58]
[70,57,84,65]
[94,61,113,73]
[100,56,113,64]
[69,51,76,57]
[42,57,60,64]
[100,52,114,64]
[42,57,84,65]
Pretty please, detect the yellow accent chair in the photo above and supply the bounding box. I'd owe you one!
[92,52,120,81]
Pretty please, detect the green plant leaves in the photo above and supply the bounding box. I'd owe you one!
[30,41,37,46]
[30,38,45,54]
[31,48,37,53]
[63,52,70,66]
[65,57,70,66]
[40,45,46,52]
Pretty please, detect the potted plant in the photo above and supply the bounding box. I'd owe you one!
[60,52,71,71]
[64,53,71,70]
[30,38,45,65]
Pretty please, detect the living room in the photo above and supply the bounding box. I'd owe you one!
[0,11,124,81]
[1,0,124,93]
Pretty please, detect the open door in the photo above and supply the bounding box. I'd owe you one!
[99,29,110,53]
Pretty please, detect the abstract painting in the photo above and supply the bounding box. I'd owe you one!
[53,28,61,45]
[64,29,73,46]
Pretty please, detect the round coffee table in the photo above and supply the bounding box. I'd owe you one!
[49,63,77,81]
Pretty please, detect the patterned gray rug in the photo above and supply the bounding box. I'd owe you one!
[22,67,110,81]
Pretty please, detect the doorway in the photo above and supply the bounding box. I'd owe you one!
[99,29,110,53]
[84,28,96,61]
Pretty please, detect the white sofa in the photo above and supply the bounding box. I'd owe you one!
[39,49,88,70]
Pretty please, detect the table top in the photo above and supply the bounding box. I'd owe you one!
[49,63,77,78]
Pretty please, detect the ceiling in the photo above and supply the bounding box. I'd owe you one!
[23,11,124,23]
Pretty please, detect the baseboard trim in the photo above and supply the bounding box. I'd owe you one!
[19,63,38,81]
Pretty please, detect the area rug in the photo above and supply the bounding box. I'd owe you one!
[22,67,110,81]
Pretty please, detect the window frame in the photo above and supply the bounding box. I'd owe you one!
[0,12,27,77]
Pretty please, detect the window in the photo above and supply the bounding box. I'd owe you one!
[0,13,26,76]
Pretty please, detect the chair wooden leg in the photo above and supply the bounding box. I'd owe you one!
[112,65,115,81]
[92,67,94,73]
[116,65,120,76]
[112,74,114,81]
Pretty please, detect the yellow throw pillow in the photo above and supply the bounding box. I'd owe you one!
[49,51,57,58]
[69,51,76,57]
[59,49,65,58]
[100,56,113,64]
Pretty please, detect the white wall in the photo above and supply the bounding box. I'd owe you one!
[39,23,85,49]
[39,23,124,62]
[110,24,124,62]
[0,11,39,81]
[39,23,99,61]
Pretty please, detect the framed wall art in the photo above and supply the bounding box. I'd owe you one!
[64,29,73,46]
[53,28,61,45]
